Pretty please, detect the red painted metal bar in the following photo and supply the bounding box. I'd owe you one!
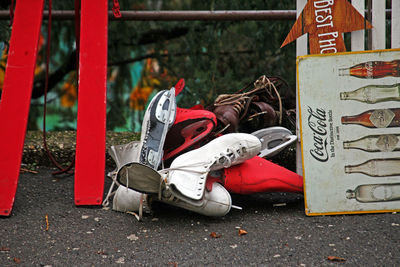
[0,0,44,216]
[74,0,108,205]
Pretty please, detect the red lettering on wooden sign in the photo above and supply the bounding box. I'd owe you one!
[281,0,372,54]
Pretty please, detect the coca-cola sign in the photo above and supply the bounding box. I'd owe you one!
[297,48,400,215]
[307,106,329,162]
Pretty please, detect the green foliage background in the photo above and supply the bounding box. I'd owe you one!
[112,0,297,108]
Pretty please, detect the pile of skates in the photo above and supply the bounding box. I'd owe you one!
[103,75,303,220]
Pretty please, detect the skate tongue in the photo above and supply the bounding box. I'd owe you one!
[117,162,162,194]
[108,141,140,169]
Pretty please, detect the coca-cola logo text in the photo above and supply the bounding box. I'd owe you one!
[307,106,329,162]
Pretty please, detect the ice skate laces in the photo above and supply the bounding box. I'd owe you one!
[102,170,119,207]
[102,170,146,221]
[102,168,133,207]
[216,146,244,168]
[214,75,283,124]
[161,142,247,175]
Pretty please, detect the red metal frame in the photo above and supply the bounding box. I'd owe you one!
[0,0,45,216]
[74,0,108,205]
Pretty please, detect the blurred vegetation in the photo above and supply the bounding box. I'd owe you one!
[0,0,297,132]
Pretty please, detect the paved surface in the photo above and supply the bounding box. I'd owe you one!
[1,167,399,266]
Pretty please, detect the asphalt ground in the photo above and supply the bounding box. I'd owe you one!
[1,167,399,266]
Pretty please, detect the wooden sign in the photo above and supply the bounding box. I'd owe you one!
[281,0,372,54]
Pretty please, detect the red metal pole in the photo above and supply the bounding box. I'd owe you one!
[0,0,44,216]
[74,0,108,205]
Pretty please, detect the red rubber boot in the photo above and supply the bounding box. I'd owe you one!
[214,156,303,194]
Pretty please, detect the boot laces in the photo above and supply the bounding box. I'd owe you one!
[102,170,146,221]
[214,94,251,118]
[213,75,283,124]
[102,170,119,207]
[160,145,244,175]
[218,147,243,168]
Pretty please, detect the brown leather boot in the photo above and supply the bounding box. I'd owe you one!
[208,75,285,134]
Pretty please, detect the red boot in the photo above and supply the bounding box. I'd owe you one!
[209,156,303,194]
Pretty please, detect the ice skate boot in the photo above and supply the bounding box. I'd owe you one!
[103,141,150,218]
[154,182,232,217]
[162,133,261,201]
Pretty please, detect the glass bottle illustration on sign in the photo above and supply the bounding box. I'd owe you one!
[341,108,400,128]
[343,134,400,152]
[338,59,400,78]
[344,158,400,177]
[339,83,400,103]
[346,183,400,203]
